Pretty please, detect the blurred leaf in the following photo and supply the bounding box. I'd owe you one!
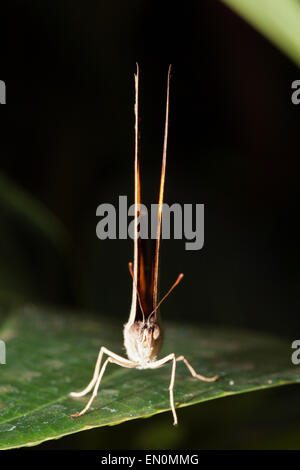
[0,305,299,449]
[222,0,300,66]
[0,172,69,252]
[0,173,73,307]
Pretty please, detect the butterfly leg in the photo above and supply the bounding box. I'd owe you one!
[176,355,219,382]
[150,353,178,425]
[150,353,219,426]
[70,346,105,398]
[70,349,137,418]
[70,347,134,398]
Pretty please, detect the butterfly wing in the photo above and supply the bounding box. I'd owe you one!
[151,65,171,318]
[128,65,149,324]
[128,64,171,324]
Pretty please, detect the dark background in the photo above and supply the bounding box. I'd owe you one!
[1,0,300,449]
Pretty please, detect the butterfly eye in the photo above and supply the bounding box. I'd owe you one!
[153,325,160,340]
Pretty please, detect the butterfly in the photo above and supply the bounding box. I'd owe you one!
[70,64,218,425]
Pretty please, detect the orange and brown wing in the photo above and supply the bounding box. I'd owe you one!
[129,64,150,323]
[151,65,172,318]
[129,65,171,324]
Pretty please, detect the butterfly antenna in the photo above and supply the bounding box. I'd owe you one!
[128,262,145,322]
[148,273,184,322]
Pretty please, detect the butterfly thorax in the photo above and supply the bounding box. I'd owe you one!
[123,319,163,368]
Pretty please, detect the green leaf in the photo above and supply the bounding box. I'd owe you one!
[0,305,299,449]
[221,0,300,67]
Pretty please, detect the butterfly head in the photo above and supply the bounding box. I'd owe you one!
[123,317,163,365]
[136,317,161,346]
